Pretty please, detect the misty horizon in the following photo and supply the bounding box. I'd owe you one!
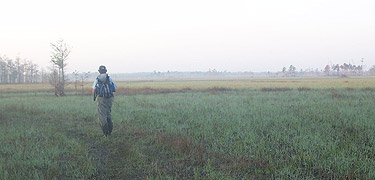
[1,0,374,73]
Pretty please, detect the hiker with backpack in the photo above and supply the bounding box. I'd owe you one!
[92,65,117,137]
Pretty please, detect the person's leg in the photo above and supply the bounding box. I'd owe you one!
[106,97,114,135]
[97,97,109,136]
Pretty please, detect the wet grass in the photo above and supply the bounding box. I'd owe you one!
[0,106,96,180]
[1,79,375,179]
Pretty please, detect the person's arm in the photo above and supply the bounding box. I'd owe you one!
[92,79,97,94]
[109,77,117,92]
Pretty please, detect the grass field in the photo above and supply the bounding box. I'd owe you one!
[2,77,375,94]
[1,77,375,179]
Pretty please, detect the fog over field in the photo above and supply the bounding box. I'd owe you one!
[1,0,375,73]
[2,1,375,179]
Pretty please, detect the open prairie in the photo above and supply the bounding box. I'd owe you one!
[1,77,375,179]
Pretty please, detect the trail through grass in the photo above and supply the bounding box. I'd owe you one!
[1,86,375,179]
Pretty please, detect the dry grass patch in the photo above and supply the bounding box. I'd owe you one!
[261,88,292,92]
[362,87,375,91]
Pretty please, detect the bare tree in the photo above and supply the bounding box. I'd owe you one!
[40,68,48,83]
[7,59,17,83]
[79,72,90,95]
[15,57,24,83]
[50,39,71,96]
[369,65,375,76]
[0,56,6,83]
[0,55,41,84]
[23,60,30,83]
[28,61,35,83]
[324,65,331,76]
[72,70,79,93]
[0,56,9,83]
[33,64,39,83]
[49,64,59,96]
[332,64,340,76]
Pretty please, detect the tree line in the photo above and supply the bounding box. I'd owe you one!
[2,41,375,88]
[0,39,90,97]
[0,56,48,84]
[279,63,375,77]
[324,63,363,76]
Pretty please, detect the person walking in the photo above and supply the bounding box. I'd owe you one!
[92,65,117,137]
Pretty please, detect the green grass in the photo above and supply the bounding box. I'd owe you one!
[0,104,96,180]
[1,78,375,179]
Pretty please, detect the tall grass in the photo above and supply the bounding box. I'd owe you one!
[0,104,96,180]
[1,86,375,179]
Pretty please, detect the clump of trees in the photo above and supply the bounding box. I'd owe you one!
[281,65,297,77]
[73,70,90,95]
[0,39,89,97]
[325,63,363,76]
[0,55,45,84]
[278,63,369,77]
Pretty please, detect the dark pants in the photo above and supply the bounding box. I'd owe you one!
[97,96,114,136]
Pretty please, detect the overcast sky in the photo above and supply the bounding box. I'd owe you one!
[1,0,374,73]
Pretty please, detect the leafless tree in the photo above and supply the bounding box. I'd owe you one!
[79,72,90,95]
[332,64,340,76]
[369,65,375,76]
[40,68,48,83]
[49,64,59,96]
[0,55,40,84]
[72,70,79,93]
[0,56,7,83]
[7,59,17,83]
[324,65,331,76]
[50,39,71,96]
[15,57,24,83]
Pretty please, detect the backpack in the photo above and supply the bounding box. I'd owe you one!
[95,74,115,98]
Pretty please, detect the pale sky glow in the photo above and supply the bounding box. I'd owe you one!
[1,0,374,73]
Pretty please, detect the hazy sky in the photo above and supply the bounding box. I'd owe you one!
[1,0,374,73]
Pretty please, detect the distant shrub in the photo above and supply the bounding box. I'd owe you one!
[297,87,312,91]
[345,88,354,91]
[260,88,292,92]
[114,87,180,95]
[181,87,193,92]
[109,87,233,95]
[362,87,375,91]
[206,87,233,92]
